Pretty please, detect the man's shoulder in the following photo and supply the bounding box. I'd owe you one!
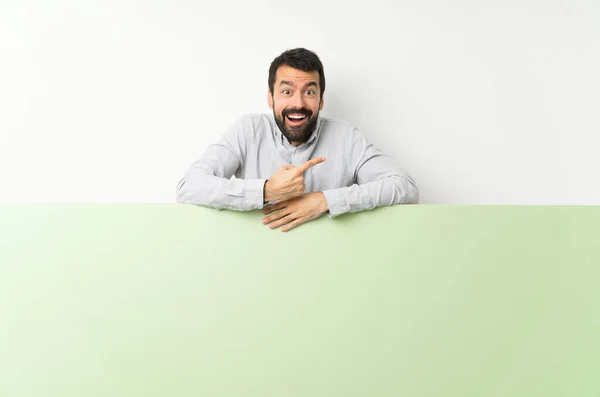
[236,113,273,129]
[319,116,359,138]
[223,113,274,141]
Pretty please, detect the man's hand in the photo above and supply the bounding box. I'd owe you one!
[262,192,329,232]
[264,157,326,202]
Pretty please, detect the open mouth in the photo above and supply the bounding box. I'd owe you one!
[285,114,308,125]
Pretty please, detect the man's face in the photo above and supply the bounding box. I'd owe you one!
[268,65,324,146]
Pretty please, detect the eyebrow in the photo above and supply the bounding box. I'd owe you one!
[279,80,318,89]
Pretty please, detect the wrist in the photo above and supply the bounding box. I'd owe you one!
[264,180,273,203]
[319,192,329,213]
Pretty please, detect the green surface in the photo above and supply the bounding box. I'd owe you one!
[1,204,599,396]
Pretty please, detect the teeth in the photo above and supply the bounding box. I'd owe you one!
[288,115,306,120]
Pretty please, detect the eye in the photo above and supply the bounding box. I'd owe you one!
[306,90,315,96]
[282,89,291,95]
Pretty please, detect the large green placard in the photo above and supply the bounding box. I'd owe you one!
[1,204,599,396]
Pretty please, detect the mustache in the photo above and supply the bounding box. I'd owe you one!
[282,108,313,118]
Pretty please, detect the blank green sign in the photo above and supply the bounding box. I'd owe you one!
[1,204,599,396]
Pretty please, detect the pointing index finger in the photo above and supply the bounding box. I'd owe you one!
[297,156,326,173]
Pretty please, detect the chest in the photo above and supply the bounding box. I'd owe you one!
[240,141,354,191]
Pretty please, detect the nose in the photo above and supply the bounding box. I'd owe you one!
[290,91,305,109]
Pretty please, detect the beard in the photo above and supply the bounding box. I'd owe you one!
[273,106,319,144]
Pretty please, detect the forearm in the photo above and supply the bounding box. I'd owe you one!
[176,171,266,211]
[322,175,419,218]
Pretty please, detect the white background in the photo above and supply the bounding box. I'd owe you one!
[1,0,599,204]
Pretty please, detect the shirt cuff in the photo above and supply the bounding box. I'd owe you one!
[322,188,349,218]
[243,179,268,210]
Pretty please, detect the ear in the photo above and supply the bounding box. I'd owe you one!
[319,96,324,110]
[267,89,274,109]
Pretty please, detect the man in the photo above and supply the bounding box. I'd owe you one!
[176,48,418,232]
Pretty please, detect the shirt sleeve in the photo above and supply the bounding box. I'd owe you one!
[175,117,266,211]
[321,126,419,218]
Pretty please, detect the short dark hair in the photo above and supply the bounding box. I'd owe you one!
[268,48,325,97]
